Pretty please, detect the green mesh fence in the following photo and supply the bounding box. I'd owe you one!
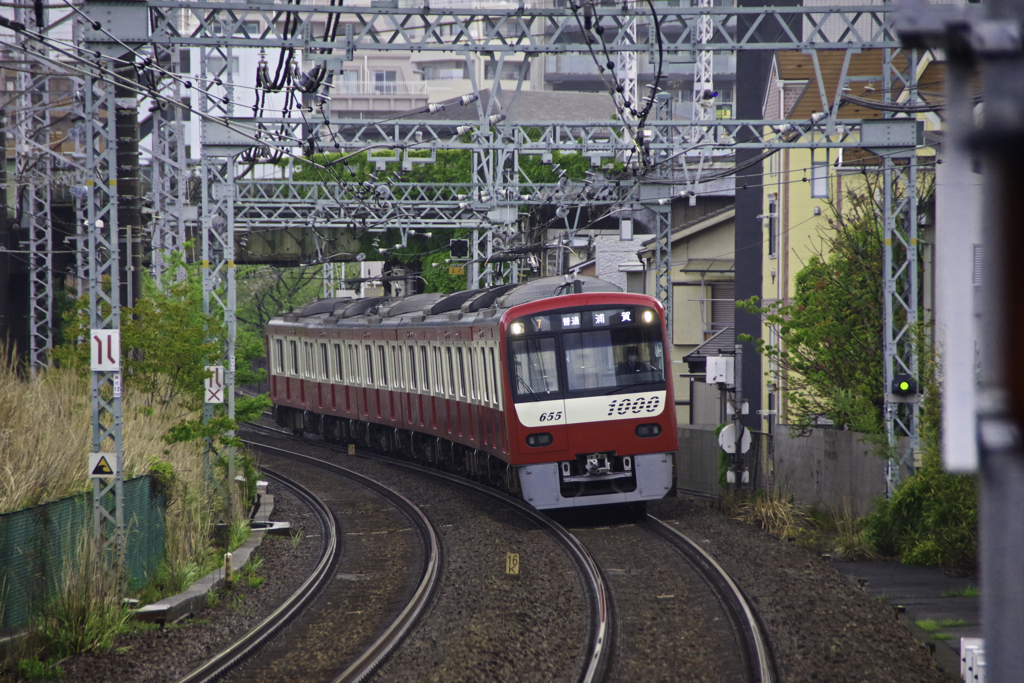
[0,476,166,632]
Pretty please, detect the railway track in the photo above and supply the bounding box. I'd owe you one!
[241,421,612,683]
[175,442,441,683]
[238,421,774,682]
[176,469,340,683]
[568,514,777,683]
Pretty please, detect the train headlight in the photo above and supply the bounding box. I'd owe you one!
[641,309,655,324]
[510,321,525,335]
[635,423,662,438]
[526,432,553,447]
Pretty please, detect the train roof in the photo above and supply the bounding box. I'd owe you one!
[271,276,622,329]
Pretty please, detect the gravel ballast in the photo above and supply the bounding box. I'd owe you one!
[15,442,955,683]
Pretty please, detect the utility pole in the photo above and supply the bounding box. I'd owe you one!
[0,110,9,345]
[115,59,142,311]
[896,0,1024,678]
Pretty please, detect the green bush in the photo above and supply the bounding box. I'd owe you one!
[16,658,64,681]
[862,464,977,571]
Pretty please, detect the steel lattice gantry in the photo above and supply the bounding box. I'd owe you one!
[74,0,921,483]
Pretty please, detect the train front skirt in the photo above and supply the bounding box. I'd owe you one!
[518,453,673,509]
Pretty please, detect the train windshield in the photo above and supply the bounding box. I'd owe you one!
[510,337,560,398]
[563,328,665,392]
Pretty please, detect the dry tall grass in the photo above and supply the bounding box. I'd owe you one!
[0,355,249,600]
[0,360,204,515]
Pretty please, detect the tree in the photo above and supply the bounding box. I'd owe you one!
[738,171,933,436]
[53,248,270,441]
[236,265,323,337]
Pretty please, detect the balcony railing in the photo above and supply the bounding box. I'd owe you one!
[334,81,429,96]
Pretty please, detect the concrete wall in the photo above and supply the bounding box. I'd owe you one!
[595,233,643,291]
[772,425,887,517]
[675,426,723,498]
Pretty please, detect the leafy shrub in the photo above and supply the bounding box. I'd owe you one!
[17,658,64,681]
[862,464,977,571]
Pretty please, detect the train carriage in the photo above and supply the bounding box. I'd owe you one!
[266,275,678,510]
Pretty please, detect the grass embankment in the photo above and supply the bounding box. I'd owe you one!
[0,360,255,678]
[720,472,978,573]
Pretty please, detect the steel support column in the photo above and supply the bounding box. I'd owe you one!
[881,47,920,494]
[84,55,125,560]
[15,2,53,370]
[149,41,188,287]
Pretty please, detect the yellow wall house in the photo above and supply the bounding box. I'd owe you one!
[758,49,942,434]
[639,205,735,427]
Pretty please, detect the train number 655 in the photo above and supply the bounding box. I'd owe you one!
[538,411,562,422]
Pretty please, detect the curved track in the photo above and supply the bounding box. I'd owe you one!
[645,516,776,683]
[242,422,613,683]
[176,469,339,683]
[248,441,442,683]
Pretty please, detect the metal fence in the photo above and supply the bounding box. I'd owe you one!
[0,476,166,632]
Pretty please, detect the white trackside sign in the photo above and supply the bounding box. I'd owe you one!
[90,329,120,371]
[205,365,225,404]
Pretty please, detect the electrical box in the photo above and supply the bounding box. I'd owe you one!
[706,356,734,385]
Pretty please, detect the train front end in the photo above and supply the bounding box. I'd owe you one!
[501,294,678,509]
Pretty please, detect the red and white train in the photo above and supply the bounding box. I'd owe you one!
[266,275,678,511]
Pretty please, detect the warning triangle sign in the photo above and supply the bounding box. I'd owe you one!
[92,456,113,476]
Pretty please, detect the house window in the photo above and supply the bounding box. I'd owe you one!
[373,70,397,94]
[767,199,778,258]
[811,161,829,198]
[484,61,529,80]
[339,70,359,94]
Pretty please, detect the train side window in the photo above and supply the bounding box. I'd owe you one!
[435,347,446,396]
[398,346,406,389]
[378,344,388,386]
[276,339,284,373]
[482,346,491,404]
[490,347,500,408]
[334,343,344,382]
[290,340,299,375]
[320,343,329,380]
[421,345,430,391]
[305,342,314,379]
[447,347,456,397]
[365,345,375,385]
[408,344,418,390]
[457,347,467,398]
[349,344,360,384]
[469,347,478,400]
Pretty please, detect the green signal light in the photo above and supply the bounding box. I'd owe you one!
[900,381,910,391]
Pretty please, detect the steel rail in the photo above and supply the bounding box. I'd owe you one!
[175,469,339,683]
[242,422,613,683]
[239,438,442,683]
[644,515,777,683]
